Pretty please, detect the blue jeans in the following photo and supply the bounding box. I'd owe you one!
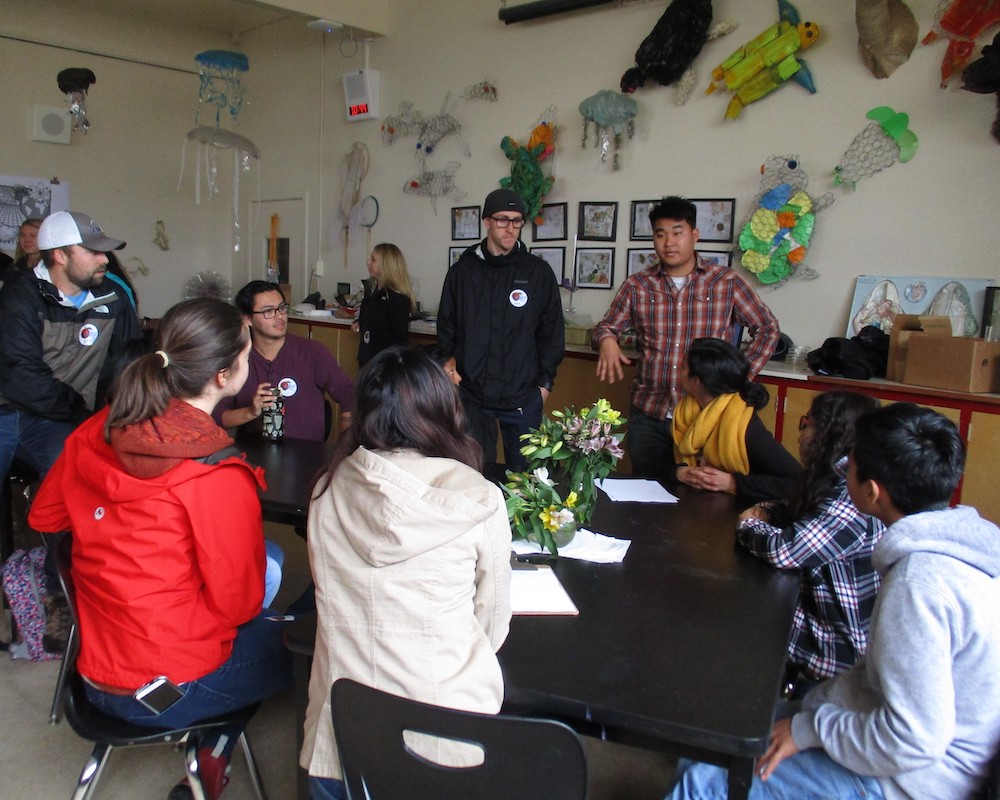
[310,777,348,800]
[461,391,544,471]
[666,754,886,800]
[264,539,284,609]
[627,406,675,482]
[0,407,77,592]
[84,611,293,756]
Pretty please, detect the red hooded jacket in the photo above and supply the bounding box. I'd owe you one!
[29,400,267,689]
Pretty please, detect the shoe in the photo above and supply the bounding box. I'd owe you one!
[43,594,71,654]
[196,746,231,799]
[166,782,193,800]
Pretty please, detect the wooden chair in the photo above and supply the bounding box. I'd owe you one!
[51,537,268,800]
[331,678,587,799]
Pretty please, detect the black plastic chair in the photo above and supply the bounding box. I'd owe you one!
[331,678,587,800]
[52,537,268,800]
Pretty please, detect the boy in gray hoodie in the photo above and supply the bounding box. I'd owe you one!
[667,402,1000,800]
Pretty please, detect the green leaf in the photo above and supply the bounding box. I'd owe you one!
[897,129,918,163]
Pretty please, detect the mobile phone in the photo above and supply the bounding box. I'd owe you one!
[133,676,185,714]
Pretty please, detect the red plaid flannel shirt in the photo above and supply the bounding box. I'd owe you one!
[592,256,779,419]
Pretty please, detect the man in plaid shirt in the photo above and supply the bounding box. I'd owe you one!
[592,196,778,479]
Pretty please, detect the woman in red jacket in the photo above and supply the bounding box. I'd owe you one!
[30,298,292,800]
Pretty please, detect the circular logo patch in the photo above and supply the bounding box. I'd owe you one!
[509,289,528,308]
[79,323,99,346]
[277,377,298,397]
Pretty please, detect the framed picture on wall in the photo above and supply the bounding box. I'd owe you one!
[532,202,567,241]
[627,247,658,276]
[690,198,736,243]
[696,249,733,267]
[451,206,481,240]
[448,246,464,267]
[531,246,565,283]
[630,200,657,240]
[575,248,615,289]
[578,201,618,241]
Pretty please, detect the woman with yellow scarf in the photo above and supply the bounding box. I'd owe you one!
[671,338,800,501]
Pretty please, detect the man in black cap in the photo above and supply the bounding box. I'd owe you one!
[438,188,564,470]
[0,210,141,653]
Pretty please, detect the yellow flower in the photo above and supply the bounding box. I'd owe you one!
[565,491,578,508]
[540,505,561,532]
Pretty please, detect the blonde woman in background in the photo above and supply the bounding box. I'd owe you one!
[353,242,415,367]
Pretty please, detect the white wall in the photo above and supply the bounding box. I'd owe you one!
[4,0,998,348]
[1,2,240,317]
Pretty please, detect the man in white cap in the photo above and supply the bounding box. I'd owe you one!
[0,210,141,653]
[438,188,564,470]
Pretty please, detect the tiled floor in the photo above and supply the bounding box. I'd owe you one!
[1,522,677,799]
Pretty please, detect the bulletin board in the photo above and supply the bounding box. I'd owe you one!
[847,275,996,338]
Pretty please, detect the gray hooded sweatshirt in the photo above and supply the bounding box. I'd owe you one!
[792,505,1000,799]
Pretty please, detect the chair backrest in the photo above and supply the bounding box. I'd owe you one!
[331,678,587,800]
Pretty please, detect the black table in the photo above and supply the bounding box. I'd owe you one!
[238,435,800,799]
[500,488,799,798]
[238,434,334,525]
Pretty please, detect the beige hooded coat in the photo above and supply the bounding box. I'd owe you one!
[300,446,513,779]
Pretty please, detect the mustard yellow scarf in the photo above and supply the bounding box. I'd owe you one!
[672,392,752,474]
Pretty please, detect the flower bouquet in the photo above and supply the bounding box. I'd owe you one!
[503,399,625,554]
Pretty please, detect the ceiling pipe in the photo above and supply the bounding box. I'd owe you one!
[498,0,614,25]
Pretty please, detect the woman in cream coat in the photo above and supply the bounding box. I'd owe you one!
[301,346,513,800]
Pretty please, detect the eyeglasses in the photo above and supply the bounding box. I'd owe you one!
[252,303,290,319]
[489,216,526,229]
[799,414,811,431]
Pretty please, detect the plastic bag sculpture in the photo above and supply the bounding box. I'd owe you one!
[195,50,249,126]
[923,0,1000,87]
[706,18,820,118]
[856,0,918,78]
[961,31,1000,141]
[499,110,556,223]
[57,68,96,132]
[835,106,918,189]
[737,155,833,285]
[620,0,737,103]
[579,90,637,170]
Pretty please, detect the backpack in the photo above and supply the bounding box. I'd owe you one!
[2,547,60,662]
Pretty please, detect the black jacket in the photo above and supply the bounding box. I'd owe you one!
[0,265,142,422]
[357,286,411,367]
[438,240,564,408]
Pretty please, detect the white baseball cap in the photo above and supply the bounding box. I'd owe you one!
[37,211,126,252]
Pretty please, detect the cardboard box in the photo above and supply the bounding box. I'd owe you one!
[903,335,1000,393]
[887,315,951,381]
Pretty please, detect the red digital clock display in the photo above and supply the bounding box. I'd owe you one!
[349,103,370,117]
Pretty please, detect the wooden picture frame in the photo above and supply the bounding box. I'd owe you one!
[630,200,657,240]
[627,247,658,277]
[531,246,565,283]
[575,248,615,289]
[532,202,567,241]
[690,198,736,243]
[451,206,481,241]
[578,201,618,242]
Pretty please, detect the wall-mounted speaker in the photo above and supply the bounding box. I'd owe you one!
[33,104,71,144]
[342,69,380,122]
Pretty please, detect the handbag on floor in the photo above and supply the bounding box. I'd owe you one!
[2,547,60,661]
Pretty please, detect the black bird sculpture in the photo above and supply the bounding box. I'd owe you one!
[961,32,1000,143]
[620,0,715,94]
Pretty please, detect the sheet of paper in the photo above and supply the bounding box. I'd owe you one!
[511,528,630,564]
[510,564,579,615]
[597,478,679,503]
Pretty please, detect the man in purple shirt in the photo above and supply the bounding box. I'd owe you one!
[215,281,353,441]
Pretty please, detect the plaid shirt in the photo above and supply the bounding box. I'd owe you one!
[591,255,778,419]
[737,462,885,680]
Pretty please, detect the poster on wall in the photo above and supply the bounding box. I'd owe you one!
[0,175,71,250]
[847,275,997,338]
